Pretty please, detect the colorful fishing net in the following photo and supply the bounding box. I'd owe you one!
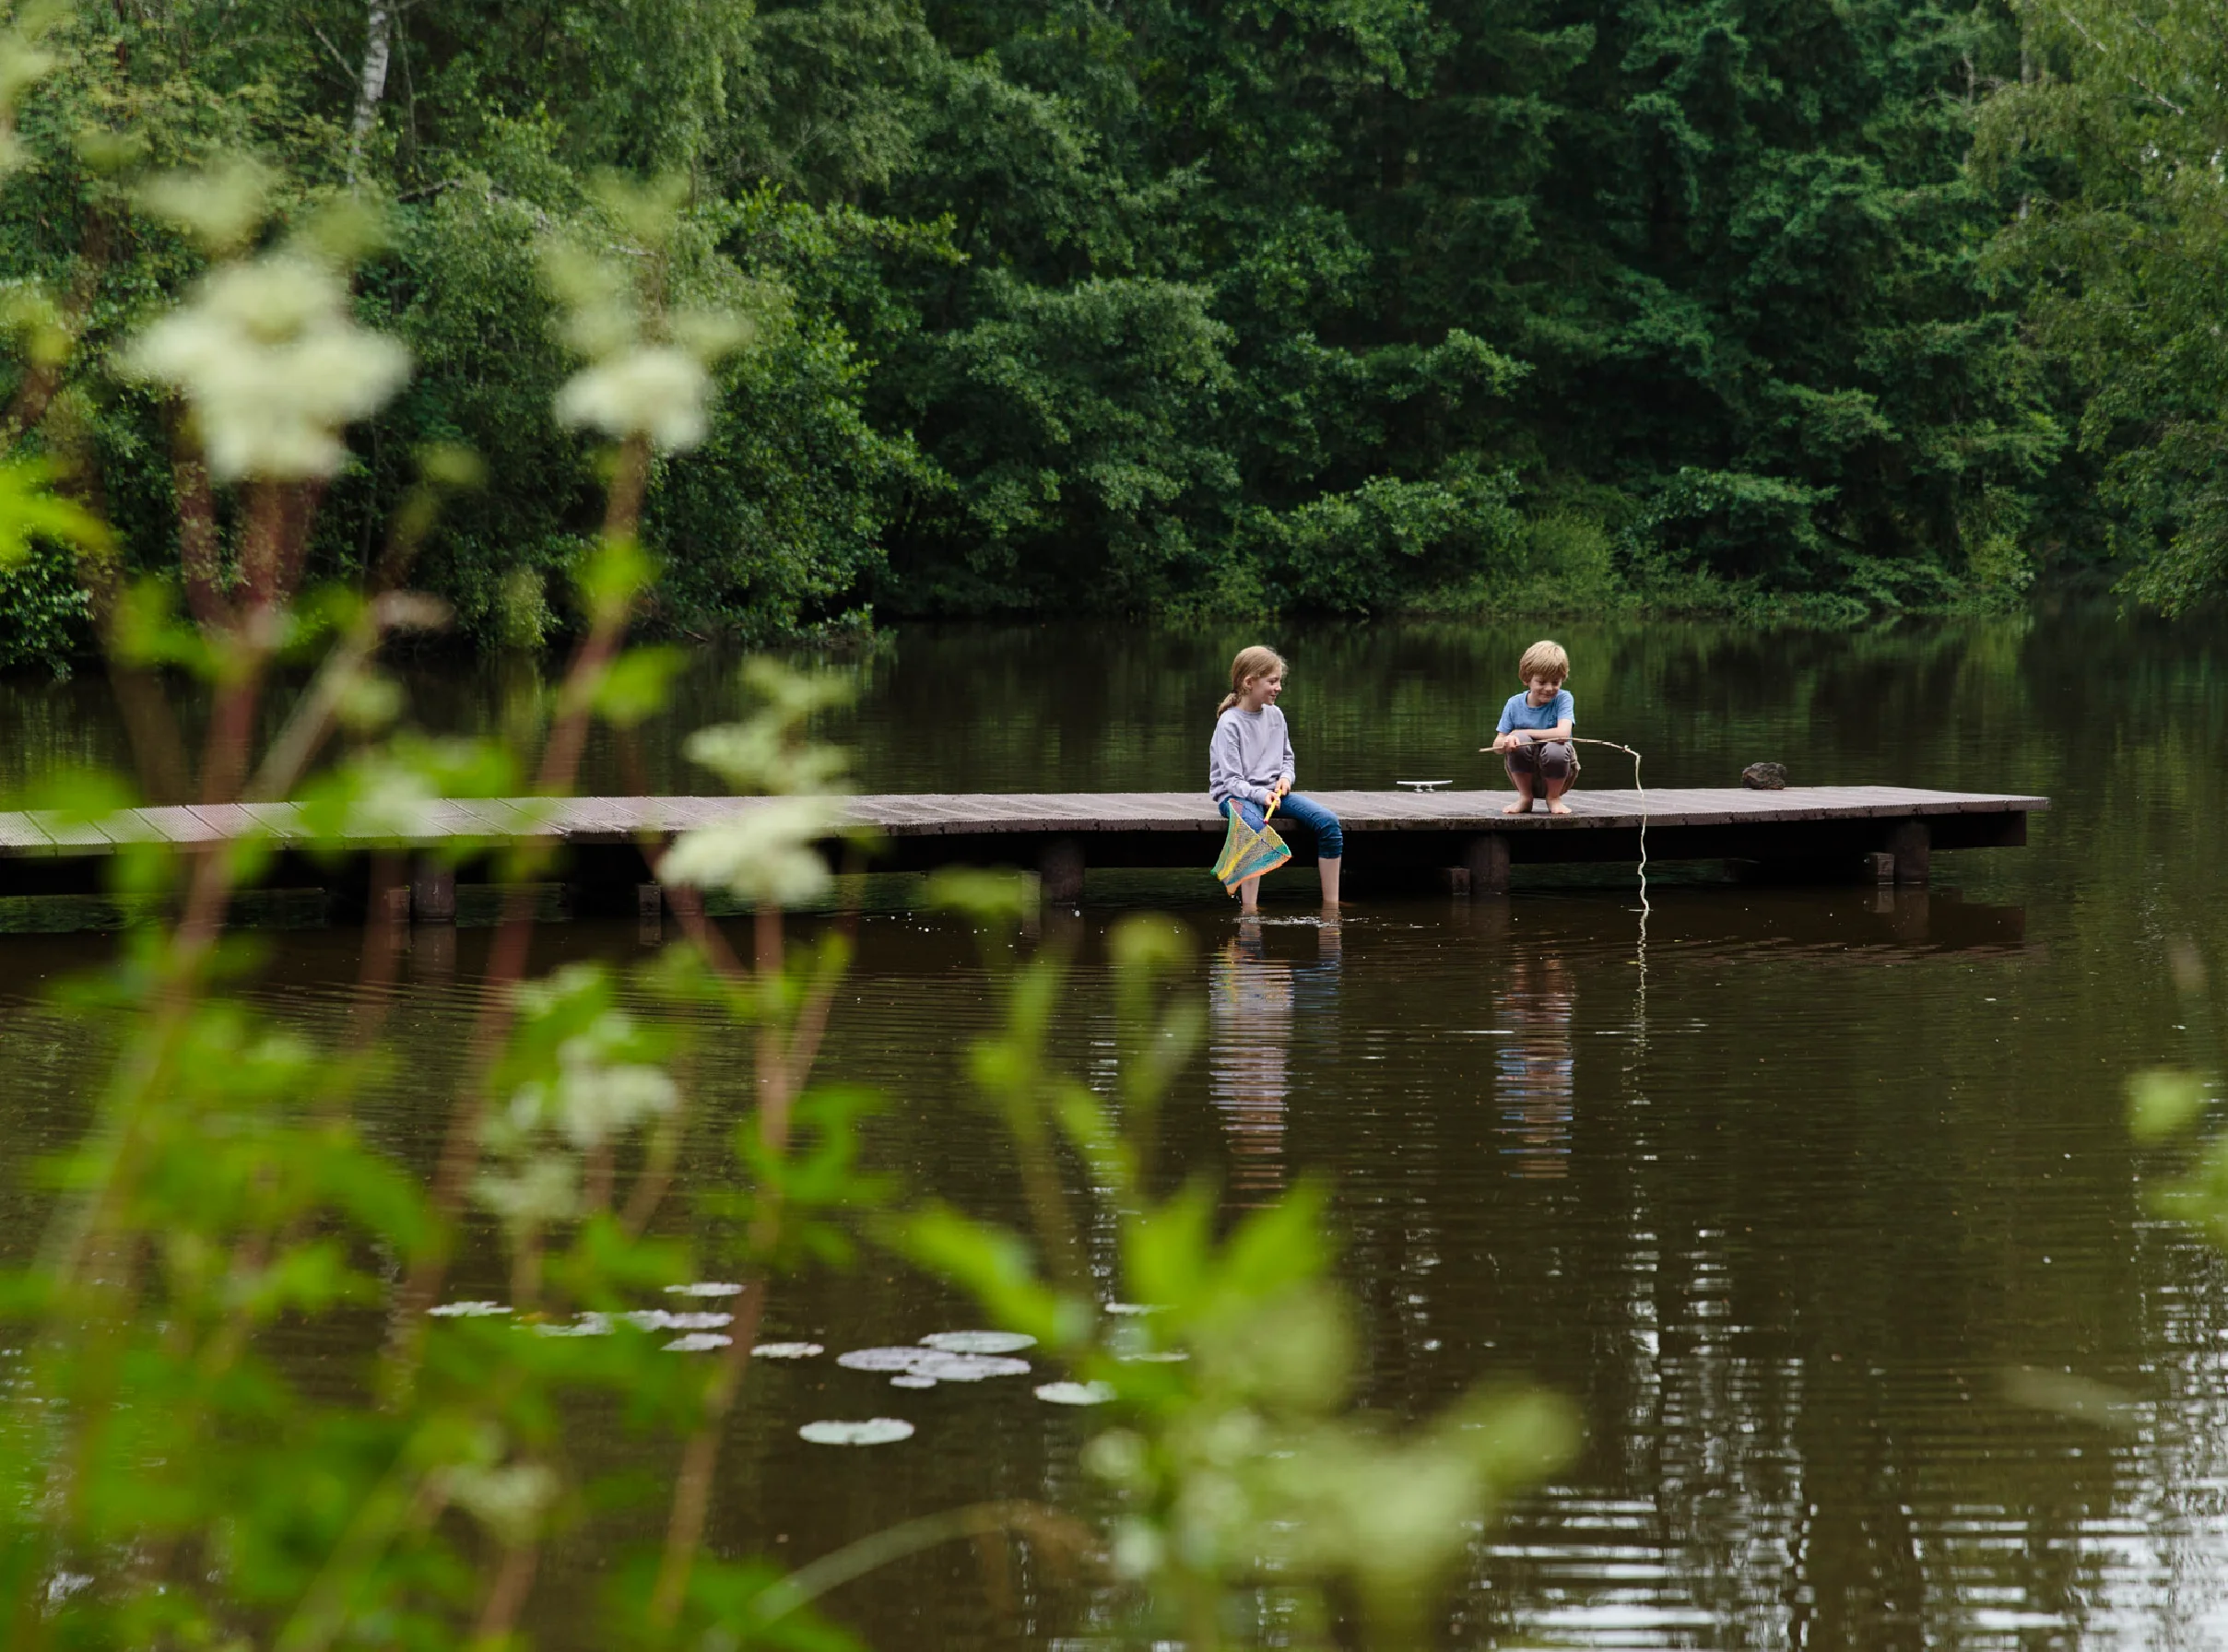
[1213,797,1291,894]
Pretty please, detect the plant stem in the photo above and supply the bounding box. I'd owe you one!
[649,897,856,1626]
[749,1501,1095,1625]
[393,446,648,1362]
[472,1538,540,1645]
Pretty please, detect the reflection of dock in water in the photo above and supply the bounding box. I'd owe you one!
[1455,886,2029,961]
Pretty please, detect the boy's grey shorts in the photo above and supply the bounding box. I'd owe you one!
[1503,740,1578,784]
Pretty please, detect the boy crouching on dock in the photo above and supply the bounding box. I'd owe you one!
[1491,640,1577,816]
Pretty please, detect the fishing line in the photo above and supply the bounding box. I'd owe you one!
[1566,738,1648,924]
[1565,737,1650,1083]
[1472,732,1655,1116]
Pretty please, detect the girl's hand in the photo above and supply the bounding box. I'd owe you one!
[1276,777,1292,796]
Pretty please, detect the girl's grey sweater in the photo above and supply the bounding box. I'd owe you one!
[1208,704,1296,807]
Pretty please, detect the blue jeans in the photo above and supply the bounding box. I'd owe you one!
[1220,793,1343,860]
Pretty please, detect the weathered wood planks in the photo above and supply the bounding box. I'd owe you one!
[0,784,2048,920]
[0,785,2048,857]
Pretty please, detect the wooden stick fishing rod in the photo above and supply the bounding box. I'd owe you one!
[1479,735,1650,914]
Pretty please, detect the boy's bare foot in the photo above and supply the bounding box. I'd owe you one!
[1502,797,1533,815]
[1547,800,1573,816]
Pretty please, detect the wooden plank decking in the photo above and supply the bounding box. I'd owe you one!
[0,785,2045,850]
[0,786,2045,910]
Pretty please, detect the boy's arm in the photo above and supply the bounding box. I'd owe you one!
[1514,692,1574,744]
[1515,718,1574,744]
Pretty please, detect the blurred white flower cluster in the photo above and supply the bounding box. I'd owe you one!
[554,342,716,454]
[123,253,409,481]
[659,660,858,909]
[659,795,849,908]
[541,179,748,454]
[0,8,59,178]
[505,1009,678,1150]
[444,1457,560,1549]
[474,963,681,1236]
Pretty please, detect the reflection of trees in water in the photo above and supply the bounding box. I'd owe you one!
[1425,934,2228,1647]
[1496,954,1574,1180]
[1479,1242,2175,1648]
[1208,922,1340,1206]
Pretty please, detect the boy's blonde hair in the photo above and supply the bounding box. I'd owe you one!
[1218,644,1288,714]
[1518,639,1570,684]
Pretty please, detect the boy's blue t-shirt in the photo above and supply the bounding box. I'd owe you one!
[1497,688,1574,735]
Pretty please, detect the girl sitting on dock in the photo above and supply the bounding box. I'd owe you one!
[1208,645,1343,911]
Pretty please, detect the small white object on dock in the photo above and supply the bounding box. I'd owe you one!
[1397,780,1454,792]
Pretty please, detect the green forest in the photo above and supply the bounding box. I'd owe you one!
[0,0,2219,660]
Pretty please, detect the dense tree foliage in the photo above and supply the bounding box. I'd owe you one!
[1,0,2223,664]
[1975,0,2228,615]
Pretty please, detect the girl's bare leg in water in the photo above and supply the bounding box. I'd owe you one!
[1239,874,1262,913]
[1319,856,1341,906]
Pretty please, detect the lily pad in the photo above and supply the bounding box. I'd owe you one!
[838,1346,937,1373]
[1115,1349,1189,1363]
[799,1418,914,1446]
[665,1333,733,1352]
[837,1345,1031,1381]
[920,1330,1037,1355]
[624,1310,732,1332]
[533,1313,615,1338]
[665,1281,745,1298]
[752,1342,824,1361]
[1034,1381,1116,1406]
[429,1301,510,1318]
[890,1374,937,1389]
[1102,1303,1161,1316]
[914,1352,1031,1382]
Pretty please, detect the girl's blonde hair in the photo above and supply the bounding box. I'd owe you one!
[1518,639,1570,684]
[1217,644,1288,715]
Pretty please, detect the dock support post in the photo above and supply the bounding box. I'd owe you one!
[411,860,456,924]
[380,883,412,925]
[1886,889,1929,941]
[414,922,455,978]
[637,881,701,940]
[1888,820,1930,886]
[1038,837,1085,905]
[1462,834,1510,896]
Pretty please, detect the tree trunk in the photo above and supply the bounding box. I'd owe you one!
[347,0,392,186]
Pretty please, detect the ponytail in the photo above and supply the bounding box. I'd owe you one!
[1217,644,1288,715]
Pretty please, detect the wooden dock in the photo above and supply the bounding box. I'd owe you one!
[0,785,2045,912]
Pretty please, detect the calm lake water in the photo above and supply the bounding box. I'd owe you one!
[3,610,2227,1648]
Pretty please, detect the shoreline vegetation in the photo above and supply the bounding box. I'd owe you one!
[0,0,2222,675]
